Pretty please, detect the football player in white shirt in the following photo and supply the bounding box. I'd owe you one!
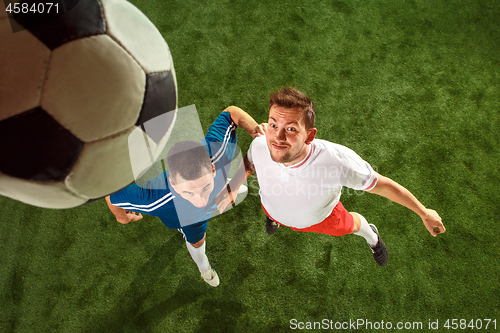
[224,87,445,266]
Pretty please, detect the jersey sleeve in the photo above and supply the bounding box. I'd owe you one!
[204,111,237,145]
[109,183,148,212]
[339,147,378,191]
[246,137,256,164]
[203,111,238,168]
[109,172,171,213]
[246,135,265,165]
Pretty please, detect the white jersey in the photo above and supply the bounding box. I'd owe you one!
[247,136,378,228]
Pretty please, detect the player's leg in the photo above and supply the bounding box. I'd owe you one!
[350,212,377,245]
[186,234,210,272]
[350,212,388,266]
[181,222,220,287]
[265,216,279,235]
[261,205,280,235]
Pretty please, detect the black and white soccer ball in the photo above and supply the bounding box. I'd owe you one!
[0,0,177,208]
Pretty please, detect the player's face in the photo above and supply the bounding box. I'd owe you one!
[170,165,216,207]
[266,105,316,166]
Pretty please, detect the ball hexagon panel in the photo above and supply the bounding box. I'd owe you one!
[102,0,173,74]
[0,19,50,121]
[0,107,84,181]
[42,34,146,142]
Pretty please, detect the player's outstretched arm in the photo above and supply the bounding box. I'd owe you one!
[105,195,143,224]
[224,106,266,138]
[214,154,255,213]
[367,174,445,236]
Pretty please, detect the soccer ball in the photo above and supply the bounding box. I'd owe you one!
[0,0,177,208]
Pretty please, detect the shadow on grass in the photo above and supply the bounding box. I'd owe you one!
[85,235,206,333]
[193,259,255,333]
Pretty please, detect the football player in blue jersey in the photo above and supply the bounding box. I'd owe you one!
[105,106,265,286]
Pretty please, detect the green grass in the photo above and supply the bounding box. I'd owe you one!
[1,0,500,332]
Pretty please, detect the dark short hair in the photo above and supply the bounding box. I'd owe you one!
[167,140,212,183]
[269,87,316,129]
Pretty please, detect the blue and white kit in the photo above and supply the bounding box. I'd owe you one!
[110,112,238,244]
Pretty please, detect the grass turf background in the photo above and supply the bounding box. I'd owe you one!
[1,0,500,332]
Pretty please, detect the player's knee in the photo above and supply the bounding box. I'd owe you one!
[349,212,361,233]
[190,234,206,248]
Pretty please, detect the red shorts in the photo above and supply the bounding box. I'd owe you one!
[262,201,354,237]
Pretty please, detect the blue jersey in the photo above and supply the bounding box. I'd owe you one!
[110,112,237,229]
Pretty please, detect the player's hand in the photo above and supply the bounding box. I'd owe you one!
[118,211,143,224]
[214,184,237,214]
[421,209,445,236]
[252,123,268,138]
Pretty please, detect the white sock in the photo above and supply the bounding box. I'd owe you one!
[352,212,378,246]
[186,241,211,273]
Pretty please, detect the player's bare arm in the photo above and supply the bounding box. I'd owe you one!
[214,154,255,213]
[367,173,445,236]
[224,106,266,138]
[105,195,143,224]
[213,106,263,213]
